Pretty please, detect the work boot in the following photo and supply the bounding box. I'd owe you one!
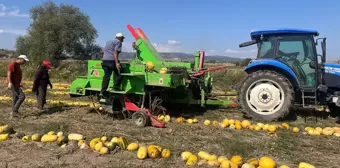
[10,111,20,119]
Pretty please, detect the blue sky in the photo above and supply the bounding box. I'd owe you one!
[0,0,340,59]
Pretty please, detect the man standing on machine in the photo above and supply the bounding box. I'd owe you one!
[100,33,125,98]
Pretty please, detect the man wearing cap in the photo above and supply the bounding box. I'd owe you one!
[32,60,53,111]
[100,32,125,97]
[6,55,29,119]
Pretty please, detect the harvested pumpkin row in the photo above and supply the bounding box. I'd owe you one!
[176,117,340,137]
[22,81,70,87]
[180,150,315,168]
[0,96,100,107]
[23,89,70,95]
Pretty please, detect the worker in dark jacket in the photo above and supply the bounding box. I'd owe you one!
[32,61,53,111]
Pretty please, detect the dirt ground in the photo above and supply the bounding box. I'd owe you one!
[0,79,340,168]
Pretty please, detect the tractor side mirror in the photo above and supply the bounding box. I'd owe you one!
[309,61,316,69]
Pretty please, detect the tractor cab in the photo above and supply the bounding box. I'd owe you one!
[240,29,325,90]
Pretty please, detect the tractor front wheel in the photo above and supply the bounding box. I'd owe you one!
[238,70,294,121]
[132,111,150,127]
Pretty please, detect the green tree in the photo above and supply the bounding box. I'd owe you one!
[15,1,100,65]
[239,58,252,67]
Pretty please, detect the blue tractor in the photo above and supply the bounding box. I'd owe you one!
[238,28,340,121]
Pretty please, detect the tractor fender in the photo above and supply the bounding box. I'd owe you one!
[244,59,300,88]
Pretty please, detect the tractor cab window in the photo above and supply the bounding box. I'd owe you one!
[258,36,276,58]
[276,35,316,87]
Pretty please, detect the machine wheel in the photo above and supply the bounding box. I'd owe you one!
[132,111,150,127]
[238,70,294,121]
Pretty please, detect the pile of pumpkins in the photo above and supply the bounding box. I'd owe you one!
[18,130,172,160]
[89,136,172,159]
[176,117,340,137]
[303,126,340,136]
[157,114,171,122]
[0,125,15,141]
[180,150,315,168]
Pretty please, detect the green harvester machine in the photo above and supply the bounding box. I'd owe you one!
[69,24,237,128]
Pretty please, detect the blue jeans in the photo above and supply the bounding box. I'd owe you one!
[11,86,25,112]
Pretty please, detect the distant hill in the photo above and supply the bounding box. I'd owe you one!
[116,52,243,62]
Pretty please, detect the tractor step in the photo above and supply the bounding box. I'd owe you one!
[108,90,127,94]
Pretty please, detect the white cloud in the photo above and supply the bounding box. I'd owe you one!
[167,40,180,45]
[152,40,182,52]
[205,49,220,56]
[225,49,257,54]
[0,4,29,18]
[0,29,3,34]
[224,49,257,58]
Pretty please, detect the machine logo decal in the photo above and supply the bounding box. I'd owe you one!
[159,78,163,84]
[91,70,100,77]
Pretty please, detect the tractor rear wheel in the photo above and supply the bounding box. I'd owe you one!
[238,70,294,121]
[132,111,150,127]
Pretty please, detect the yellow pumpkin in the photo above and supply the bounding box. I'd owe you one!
[322,127,334,136]
[247,158,259,166]
[262,124,270,131]
[230,155,243,166]
[235,124,242,130]
[281,123,289,129]
[228,119,235,125]
[208,159,220,166]
[127,143,139,151]
[181,151,193,161]
[147,146,161,158]
[100,136,108,142]
[209,154,217,161]
[137,146,148,160]
[267,125,277,133]
[241,120,251,128]
[146,61,154,70]
[192,119,198,123]
[298,162,315,168]
[41,134,58,142]
[197,160,207,166]
[164,115,171,122]
[223,119,230,127]
[254,125,262,131]
[241,163,255,168]
[198,151,211,160]
[249,125,255,130]
[47,131,56,135]
[90,138,101,149]
[148,145,162,152]
[218,156,228,163]
[292,127,299,133]
[186,154,198,166]
[235,120,241,125]
[95,142,104,152]
[22,135,31,143]
[204,120,211,126]
[176,117,185,123]
[259,156,276,168]
[221,160,238,168]
[31,134,42,141]
[315,127,323,132]
[99,147,109,155]
[161,149,171,158]
[187,119,193,124]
